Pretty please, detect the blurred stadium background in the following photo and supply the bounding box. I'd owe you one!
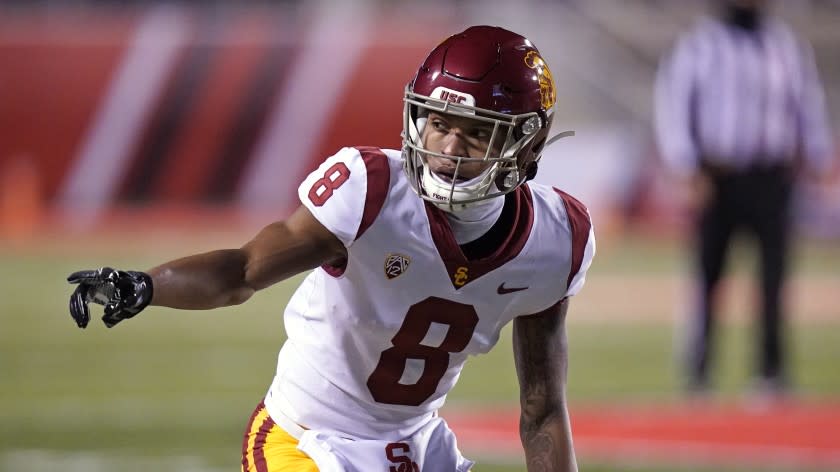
[1,0,838,471]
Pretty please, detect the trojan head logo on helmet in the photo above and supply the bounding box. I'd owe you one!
[402,25,563,212]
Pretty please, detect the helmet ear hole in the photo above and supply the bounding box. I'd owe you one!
[524,161,538,181]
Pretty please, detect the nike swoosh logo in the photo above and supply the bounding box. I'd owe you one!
[497,283,528,295]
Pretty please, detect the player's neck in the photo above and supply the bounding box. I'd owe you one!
[445,194,505,245]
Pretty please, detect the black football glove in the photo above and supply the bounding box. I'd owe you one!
[67,267,154,328]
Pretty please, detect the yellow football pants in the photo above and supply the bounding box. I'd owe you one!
[241,401,318,472]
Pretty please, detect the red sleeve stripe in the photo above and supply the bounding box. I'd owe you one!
[553,188,592,290]
[354,146,391,241]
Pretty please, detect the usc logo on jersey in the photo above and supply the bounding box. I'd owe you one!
[385,442,419,472]
[453,266,469,286]
[384,253,411,279]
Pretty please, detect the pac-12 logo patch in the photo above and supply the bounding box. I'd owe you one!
[384,253,411,279]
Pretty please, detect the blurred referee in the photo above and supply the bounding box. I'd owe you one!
[655,0,834,396]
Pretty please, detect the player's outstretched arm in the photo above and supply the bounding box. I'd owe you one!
[148,205,345,309]
[67,205,345,328]
[513,298,578,472]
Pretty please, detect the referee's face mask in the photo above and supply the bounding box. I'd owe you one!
[720,0,766,30]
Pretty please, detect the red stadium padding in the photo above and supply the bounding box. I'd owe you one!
[444,400,840,469]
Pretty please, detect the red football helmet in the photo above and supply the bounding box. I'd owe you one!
[403,25,561,211]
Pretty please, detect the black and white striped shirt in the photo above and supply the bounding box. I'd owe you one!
[655,16,833,176]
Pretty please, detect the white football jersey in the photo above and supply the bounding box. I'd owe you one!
[264,146,595,441]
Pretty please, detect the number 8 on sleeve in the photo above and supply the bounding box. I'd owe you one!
[308,162,351,206]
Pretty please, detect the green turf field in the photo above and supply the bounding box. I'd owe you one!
[1,232,838,472]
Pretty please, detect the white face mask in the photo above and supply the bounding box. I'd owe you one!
[420,163,498,213]
[402,86,552,211]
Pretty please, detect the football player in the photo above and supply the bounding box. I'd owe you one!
[67,25,594,472]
